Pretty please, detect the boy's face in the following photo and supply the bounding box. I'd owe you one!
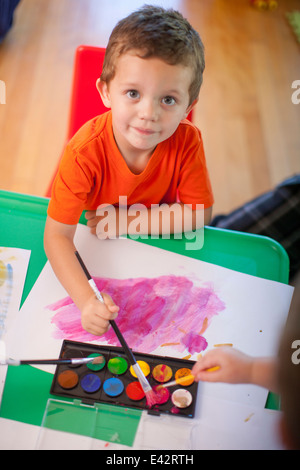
[97,52,197,161]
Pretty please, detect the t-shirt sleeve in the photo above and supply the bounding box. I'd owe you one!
[176,125,214,209]
[47,143,95,224]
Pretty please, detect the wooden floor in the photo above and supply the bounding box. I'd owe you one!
[0,0,299,215]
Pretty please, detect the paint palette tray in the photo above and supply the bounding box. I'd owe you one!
[50,340,199,418]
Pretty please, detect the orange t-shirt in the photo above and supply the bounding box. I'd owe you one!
[47,111,214,224]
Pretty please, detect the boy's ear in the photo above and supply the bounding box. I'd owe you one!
[183,97,199,119]
[96,78,111,108]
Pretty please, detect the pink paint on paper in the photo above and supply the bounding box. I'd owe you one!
[181,332,208,354]
[47,275,225,355]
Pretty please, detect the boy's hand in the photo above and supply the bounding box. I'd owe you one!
[85,207,127,238]
[85,209,106,236]
[191,347,253,384]
[81,291,119,336]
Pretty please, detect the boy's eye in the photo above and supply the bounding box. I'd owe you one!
[126,90,140,100]
[162,96,176,106]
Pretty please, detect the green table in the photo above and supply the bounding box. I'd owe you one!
[0,190,289,444]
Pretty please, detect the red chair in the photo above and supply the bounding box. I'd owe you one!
[45,45,194,197]
[45,45,108,197]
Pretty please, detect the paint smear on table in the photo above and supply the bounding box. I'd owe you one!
[48,275,225,355]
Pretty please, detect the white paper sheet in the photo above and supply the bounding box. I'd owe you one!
[5,224,294,409]
[0,247,31,339]
[0,247,31,402]
[188,395,285,450]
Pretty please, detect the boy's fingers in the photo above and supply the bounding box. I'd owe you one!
[100,293,119,319]
[81,316,109,336]
[102,292,118,307]
[82,292,119,335]
[192,357,210,372]
[88,224,97,235]
[108,307,119,320]
[85,210,96,220]
[86,218,97,228]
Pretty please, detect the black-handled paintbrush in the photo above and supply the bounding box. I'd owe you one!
[1,356,104,366]
[75,250,157,407]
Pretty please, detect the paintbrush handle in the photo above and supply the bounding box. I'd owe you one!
[3,357,95,366]
[160,367,221,388]
[20,358,83,365]
[160,374,195,388]
[75,251,136,366]
[21,359,72,365]
[109,320,136,366]
[75,251,104,301]
[75,250,92,280]
[204,366,220,372]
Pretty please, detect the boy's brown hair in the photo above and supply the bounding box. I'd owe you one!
[100,5,205,105]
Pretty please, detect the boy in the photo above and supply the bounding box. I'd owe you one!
[44,5,214,337]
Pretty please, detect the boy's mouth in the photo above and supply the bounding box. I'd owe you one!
[133,127,156,136]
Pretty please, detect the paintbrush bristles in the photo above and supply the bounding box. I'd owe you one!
[69,356,105,365]
[145,389,160,408]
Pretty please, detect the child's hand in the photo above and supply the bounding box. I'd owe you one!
[85,207,127,239]
[191,347,253,384]
[85,210,106,236]
[81,291,119,336]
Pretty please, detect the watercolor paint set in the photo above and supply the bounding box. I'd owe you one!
[50,340,199,418]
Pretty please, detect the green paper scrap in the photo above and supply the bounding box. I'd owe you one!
[0,365,53,426]
[0,365,141,447]
[286,11,300,44]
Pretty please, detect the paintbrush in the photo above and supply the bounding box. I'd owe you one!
[157,367,220,389]
[1,356,104,366]
[75,250,157,407]
[157,374,195,389]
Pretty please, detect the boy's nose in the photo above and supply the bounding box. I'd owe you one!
[138,99,159,122]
